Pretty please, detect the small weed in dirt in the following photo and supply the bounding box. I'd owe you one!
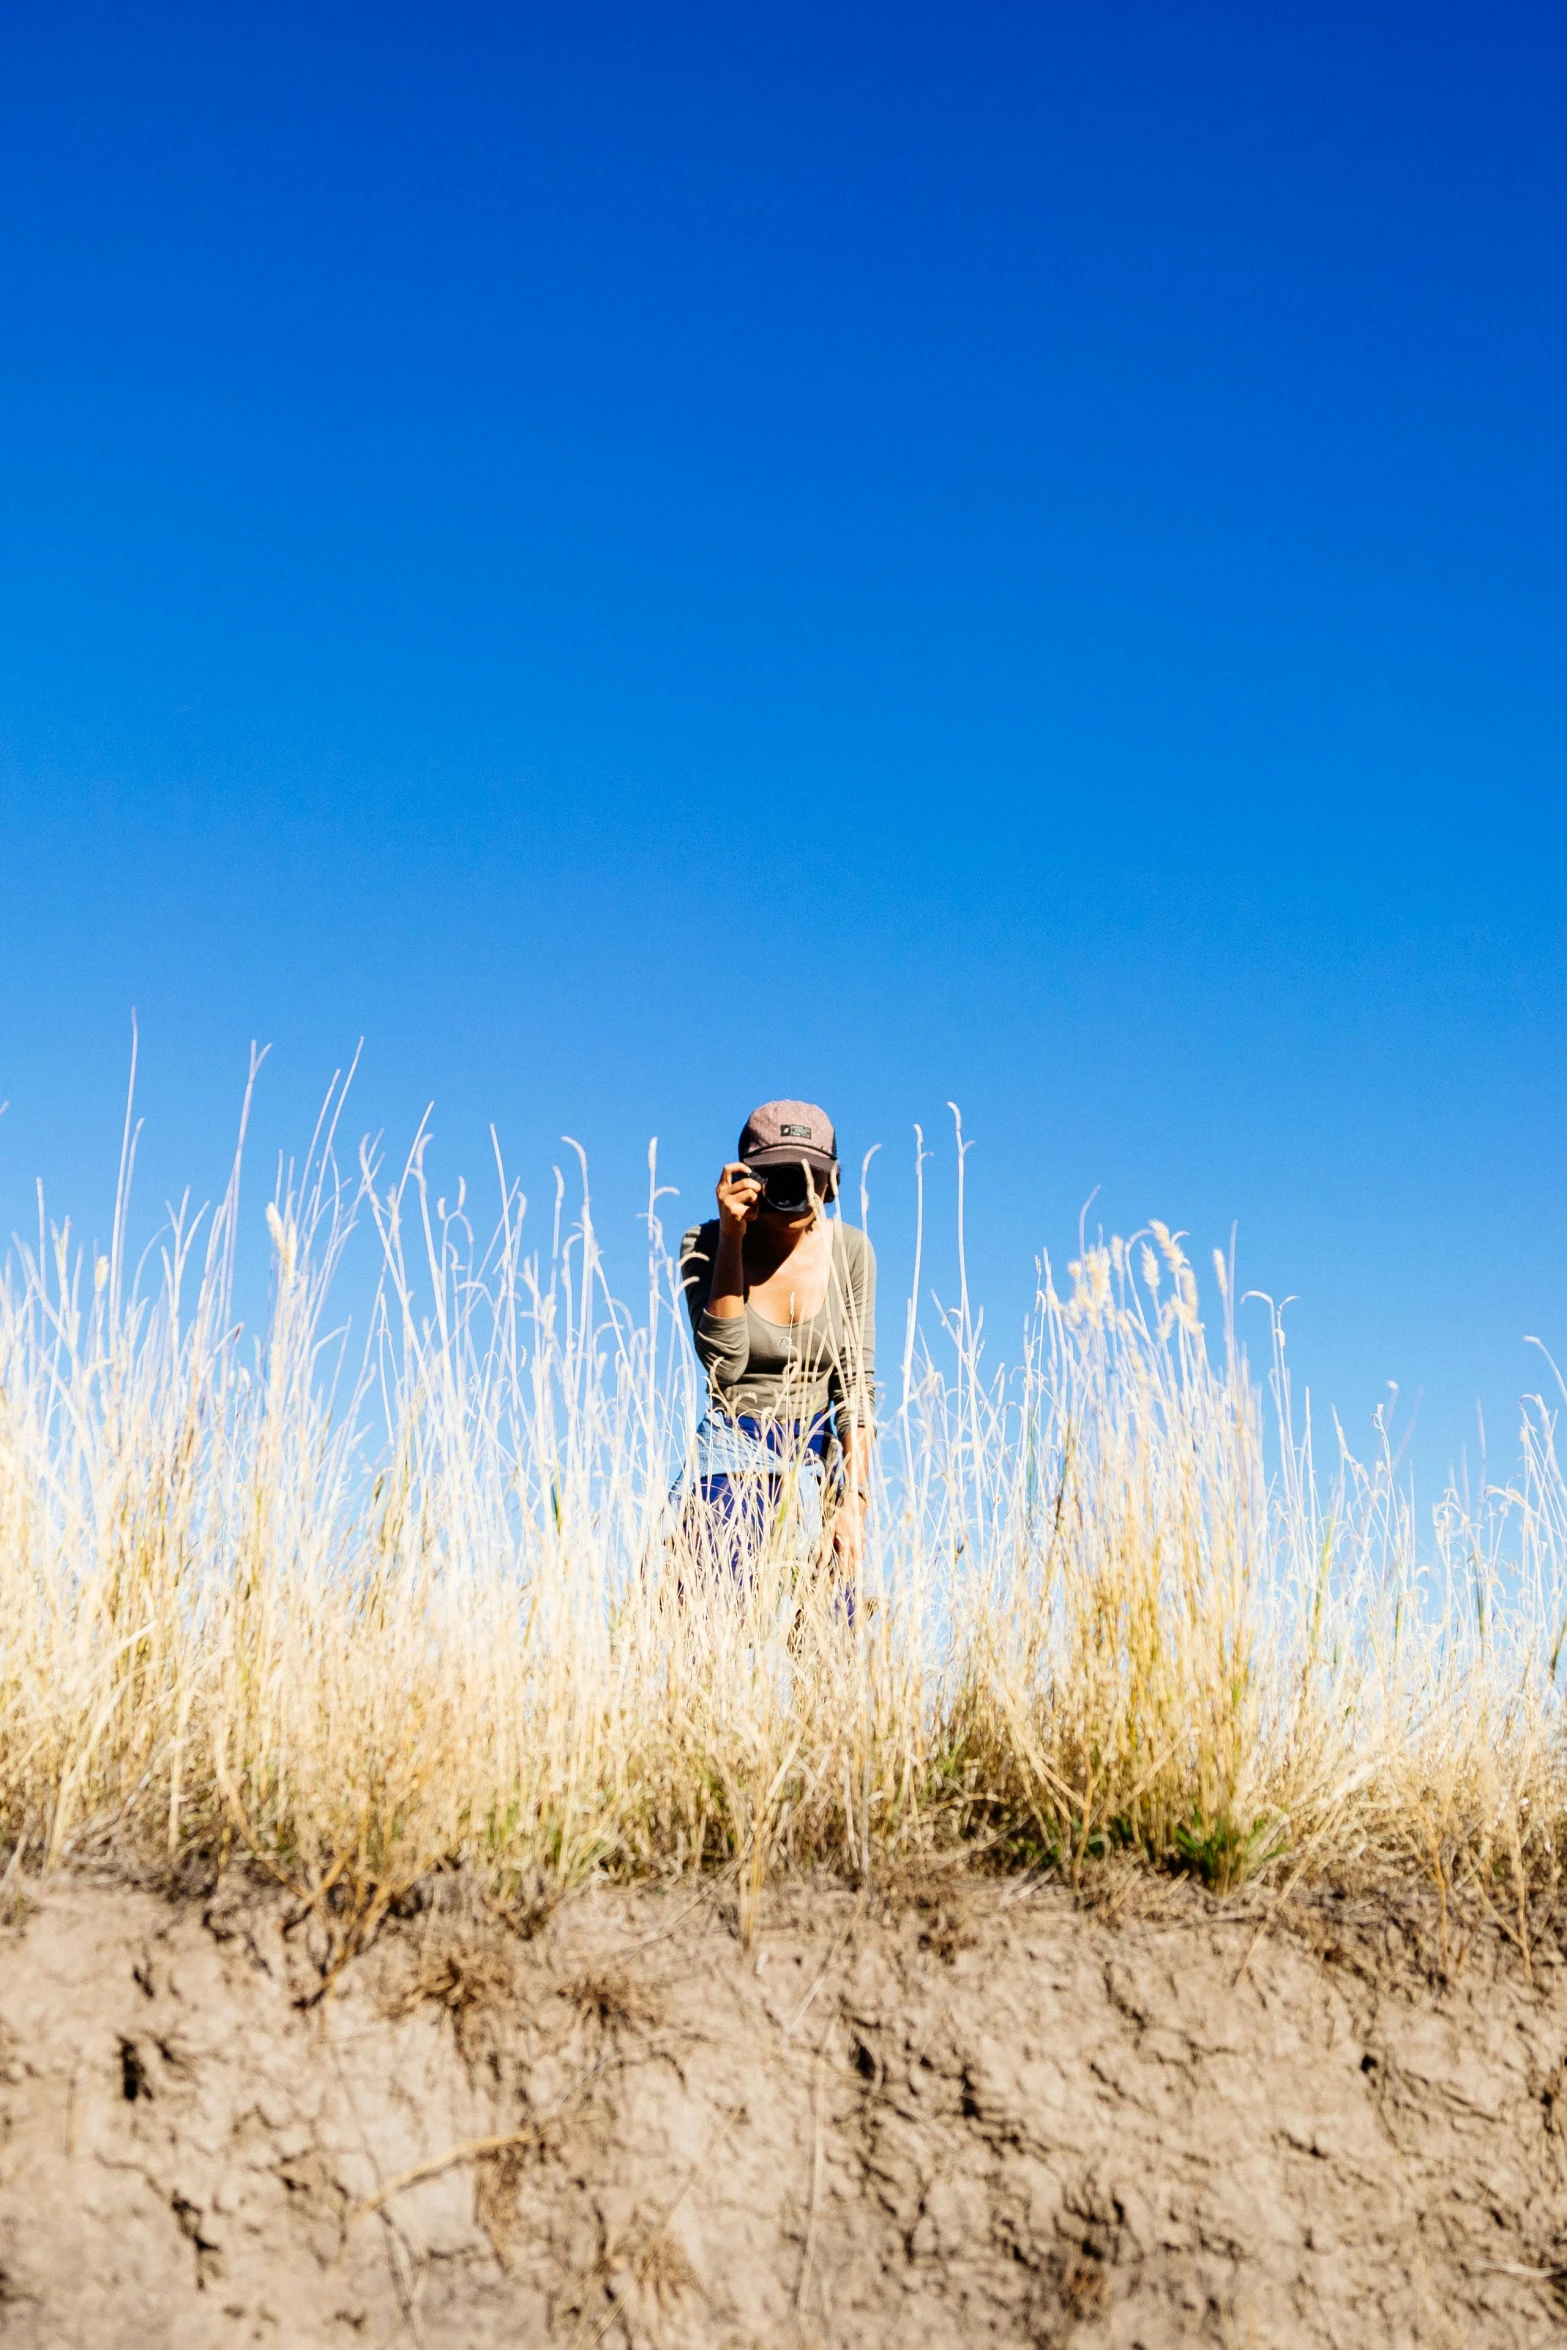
[379,1900,521,2059]
[1064,2259,1106,2315]
[398,1941,515,2018]
[915,1896,977,1965]
[473,2140,532,2269]
[626,2217,700,2311]
[567,1964,664,2036]
[577,2211,700,2343]
[1172,1807,1273,1892]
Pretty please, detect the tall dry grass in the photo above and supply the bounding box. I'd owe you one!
[1,1075,1564,1951]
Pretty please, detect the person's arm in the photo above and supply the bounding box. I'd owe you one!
[705,1163,759,1320]
[685,1167,760,1389]
[831,1418,870,1575]
[828,1231,876,1575]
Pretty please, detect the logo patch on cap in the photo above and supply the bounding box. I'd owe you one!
[779,1123,811,1138]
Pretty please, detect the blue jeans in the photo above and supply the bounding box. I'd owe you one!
[680,1413,854,1621]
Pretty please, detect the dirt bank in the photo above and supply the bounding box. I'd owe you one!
[0,1868,1564,2347]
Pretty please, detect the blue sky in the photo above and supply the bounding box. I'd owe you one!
[2,1,1564,1490]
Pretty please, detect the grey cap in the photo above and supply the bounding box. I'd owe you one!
[738,1099,838,1177]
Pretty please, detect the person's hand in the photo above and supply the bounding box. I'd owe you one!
[829,1491,866,1579]
[716,1162,761,1237]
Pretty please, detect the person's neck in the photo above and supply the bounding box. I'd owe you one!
[747,1212,820,1270]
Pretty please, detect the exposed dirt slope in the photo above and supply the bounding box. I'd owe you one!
[0,1871,1564,2347]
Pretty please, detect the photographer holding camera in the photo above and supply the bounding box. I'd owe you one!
[678,1100,875,1597]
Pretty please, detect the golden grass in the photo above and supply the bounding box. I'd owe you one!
[1,1077,1563,1946]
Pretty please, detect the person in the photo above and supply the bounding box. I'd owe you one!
[678,1099,875,1601]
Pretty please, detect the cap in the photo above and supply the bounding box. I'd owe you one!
[738,1099,838,1177]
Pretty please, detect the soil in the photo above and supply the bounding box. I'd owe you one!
[1,1866,1564,2347]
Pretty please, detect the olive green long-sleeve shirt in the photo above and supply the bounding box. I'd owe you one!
[678,1218,876,1446]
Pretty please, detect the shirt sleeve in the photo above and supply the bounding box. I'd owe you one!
[679,1221,751,1387]
[827,1228,876,1440]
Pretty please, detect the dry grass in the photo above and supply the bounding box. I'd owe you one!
[1,1071,1564,1939]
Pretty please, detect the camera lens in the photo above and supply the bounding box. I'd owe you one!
[762,1166,812,1212]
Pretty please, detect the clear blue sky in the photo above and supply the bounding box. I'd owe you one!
[2,2,1564,1491]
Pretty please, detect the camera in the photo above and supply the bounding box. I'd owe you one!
[758,1163,818,1215]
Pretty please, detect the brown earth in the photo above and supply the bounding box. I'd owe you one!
[0,1866,1564,2347]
